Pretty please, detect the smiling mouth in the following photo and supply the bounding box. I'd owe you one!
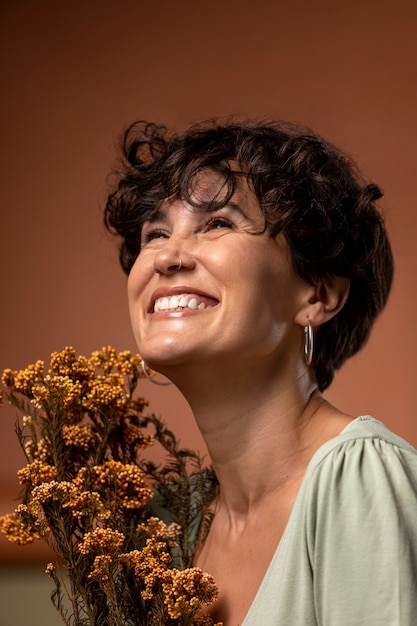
[153,293,212,313]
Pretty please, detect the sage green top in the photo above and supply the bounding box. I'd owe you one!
[242,416,417,625]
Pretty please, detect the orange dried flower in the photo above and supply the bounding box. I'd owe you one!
[78,527,126,555]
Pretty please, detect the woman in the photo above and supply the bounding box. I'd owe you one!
[104,119,417,625]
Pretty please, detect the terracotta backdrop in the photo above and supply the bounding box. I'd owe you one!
[1,0,416,563]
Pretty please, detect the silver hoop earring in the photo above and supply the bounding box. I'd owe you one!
[141,360,173,386]
[176,258,182,270]
[304,321,314,366]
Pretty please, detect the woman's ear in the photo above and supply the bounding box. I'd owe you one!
[295,275,350,327]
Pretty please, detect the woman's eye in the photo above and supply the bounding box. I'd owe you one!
[141,229,169,244]
[205,217,233,231]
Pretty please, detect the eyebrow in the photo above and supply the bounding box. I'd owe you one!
[143,201,248,224]
[225,200,249,219]
[144,210,166,224]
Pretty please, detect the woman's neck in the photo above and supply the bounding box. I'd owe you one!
[171,359,337,519]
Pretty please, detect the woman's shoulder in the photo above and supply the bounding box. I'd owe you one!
[309,414,417,476]
[337,415,416,449]
[302,415,417,523]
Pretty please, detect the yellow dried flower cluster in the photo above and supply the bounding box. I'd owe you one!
[116,350,142,376]
[25,438,50,463]
[63,490,109,521]
[88,554,114,584]
[82,374,128,413]
[2,360,45,395]
[122,537,173,600]
[32,375,84,412]
[90,346,143,377]
[45,562,55,577]
[62,424,98,450]
[49,347,95,382]
[24,439,38,460]
[17,459,57,486]
[139,516,181,545]
[78,527,126,555]
[81,460,153,511]
[22,414,33,427]
[0,346,221,626]
[31,480,78,507]
[90,346,120,371]
[28,479,112,523]
[163,568,219,620]
[0,505,40,545]
[2,346,143,418]
[121,537,218,621]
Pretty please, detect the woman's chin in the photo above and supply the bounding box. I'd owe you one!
[138,334,203,366]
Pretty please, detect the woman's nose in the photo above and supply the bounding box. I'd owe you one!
[153,241,196,275]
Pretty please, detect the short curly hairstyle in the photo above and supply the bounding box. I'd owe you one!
[104,119,393,391]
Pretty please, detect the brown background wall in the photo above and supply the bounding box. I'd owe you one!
[1,0,416,571]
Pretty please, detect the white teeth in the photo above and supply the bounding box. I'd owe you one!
[154,294,207,312]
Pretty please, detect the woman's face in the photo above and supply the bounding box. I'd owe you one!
[127,170,313,375]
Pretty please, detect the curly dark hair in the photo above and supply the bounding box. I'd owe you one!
[104,119,393,391]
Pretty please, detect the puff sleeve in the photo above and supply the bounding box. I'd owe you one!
[307,430,417,625]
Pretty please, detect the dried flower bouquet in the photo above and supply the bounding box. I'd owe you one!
[0,346,221,626]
